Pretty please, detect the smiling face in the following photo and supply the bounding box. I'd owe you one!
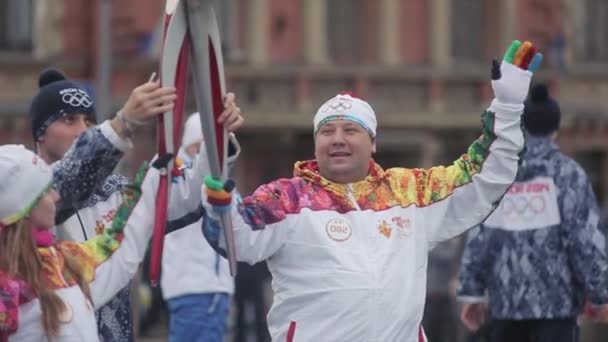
[314,120,375,184]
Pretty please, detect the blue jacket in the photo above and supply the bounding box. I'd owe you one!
[458,136,608,319]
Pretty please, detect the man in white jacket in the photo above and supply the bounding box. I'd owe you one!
[161,113,236,342]
[0,99,242,340]
[30,68,244,341]
[202,41,543,341]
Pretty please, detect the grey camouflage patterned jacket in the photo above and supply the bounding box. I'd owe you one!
[458,136,608,319]
[52,120,134,342]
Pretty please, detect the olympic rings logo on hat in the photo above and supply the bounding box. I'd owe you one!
[322,99,352,113]
[61,90,93,108]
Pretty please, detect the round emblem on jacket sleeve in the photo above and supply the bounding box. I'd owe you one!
[326,218,352,241]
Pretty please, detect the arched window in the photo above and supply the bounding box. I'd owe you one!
[573,0,608,63]
[268,0,302,63]
[326,0,378,64]
[450,0,501,65]
[0,0,33,51]
[450,0,484,64]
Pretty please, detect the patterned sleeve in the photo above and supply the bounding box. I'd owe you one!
[56,163,156,308]
[88,164,157,308]
[457,226,490,302]
[53,120,130,224]
[414,104,524,248]
[563,167,608,305]
[0,274,36,339]
[202,180,295,264]
[0,282,20,338]
[78,164,148,276]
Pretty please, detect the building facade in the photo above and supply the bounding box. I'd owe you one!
[1,0,608,201]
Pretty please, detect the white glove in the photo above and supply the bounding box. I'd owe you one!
[491,40,543,106]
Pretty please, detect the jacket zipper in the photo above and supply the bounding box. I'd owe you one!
[348,183,378,339]
[346,184,361,211]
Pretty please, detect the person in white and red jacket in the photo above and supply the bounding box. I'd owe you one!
[202,41,542,342]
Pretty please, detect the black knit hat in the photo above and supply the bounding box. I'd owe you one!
[523,84,561,136]
[29,68,96,141]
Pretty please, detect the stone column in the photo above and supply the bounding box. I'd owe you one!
[429,0,450,68]
[379,0,401,66]
[303,0,328,65]
[248,0,269,65]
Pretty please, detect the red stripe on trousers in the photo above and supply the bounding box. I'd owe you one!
[419,326,427,342]
[287,321,296,342]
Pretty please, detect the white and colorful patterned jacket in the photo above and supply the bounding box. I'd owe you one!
[203,100,525,342]
[0,139,211,341]
[458,136,608,319]
[0,164,157,342]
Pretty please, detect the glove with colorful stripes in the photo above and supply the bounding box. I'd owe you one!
[204,176,236,213]
[491,40,543,106]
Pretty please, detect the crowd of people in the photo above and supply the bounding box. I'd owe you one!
[0,39,606,342]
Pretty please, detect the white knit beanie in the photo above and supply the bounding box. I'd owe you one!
[182,112,204,147]
[0,145,53,227]
[313,93,377,137]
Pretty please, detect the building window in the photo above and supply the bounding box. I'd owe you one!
[150,0,238,61]
[450,0,484,64]
[0,0,33,51]
[326,0,378,64]
[268,0,302,63]
[228,0,249,62]
[326,0,362,64]
[574,0,608,63]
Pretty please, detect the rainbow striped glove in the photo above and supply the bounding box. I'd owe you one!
[491,40,543,105]
[204,176,236,213]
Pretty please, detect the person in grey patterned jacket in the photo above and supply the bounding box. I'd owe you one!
[29,68,177,342]
[457,84,608,342]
